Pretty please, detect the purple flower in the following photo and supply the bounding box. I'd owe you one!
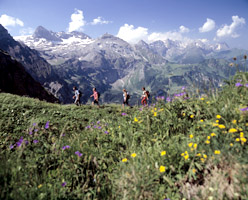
[93,125,97,128]
[235,82,243,87]
[240,107,248,112]
[29,131,33,135]
[62,182,67,187]
[33,123,37,126]
[62,133,66,137]
[104,131,109,134]
[98,126,102,129]
[62,145,71,150]
[34,129,38,132]
[166,97,172,102]
[75,151,82,157]
[181,86,186,91]
[25,140,29,145]
[33,140,39,144]
[9,144,14,149]
[97,121,100,124]
[245,83,248,88]
[16,137,24,147]
[122,112,127,116]
[45,121,49,129]
[85,125,91,129]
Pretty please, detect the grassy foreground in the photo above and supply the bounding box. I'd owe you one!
[0,73,248,200]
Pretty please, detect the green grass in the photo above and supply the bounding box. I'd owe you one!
[0,73,248,200]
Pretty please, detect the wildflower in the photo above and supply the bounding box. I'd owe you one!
[211,133,216,137]
[166,97,172,102]
[240,107,248,112]
[62,182,67,187]
[200,97,204,100]
[207,136,211,140]
[236,138,240,142]
[97,121,100,124]
[134,117,139,122]
[235,82,243,87]
[192,168,197,173]
[181,86,186,90]
[245,83,248,88]
[201,158,205,163]
[33,123,37,126]
[232,120,237,124]
[122,158,128,163]
[206,101,210,104]
[193,143,197,149]
[85,125,91,129]
[241,137,247,144]
[98,126,102,129]
[216,120,219,123]
[75,151,82,157]
[212,123,219,127]
[161,151,166,156]
[214,150,221,155]
[182,113,186,117]
[104,131,109,134]
[29,131,33,135]
[188,143,193,147]
[205,140,210,144]
[189,134,194,138]
[216,115,221,119]
[45,121,50,129]
[203,154,207,159]
[154,112,157,116]
[200,119,204,122]
[38,184,43,188]
[159,165,166,173]
[190,114,194,118]
[62,145,70,150]
[184,154,189,160]
[131,153,137,158]
[9,144,14,149]
[118,126,121,129]
[33,140,39,144]
[228,128,238,133]
[121,112,127,116]
[34,129,38,132]
[218,124,225,129]
[196,153,201,157]
[16,137,24,147]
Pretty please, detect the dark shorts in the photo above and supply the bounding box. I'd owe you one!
[93,100,99,105]
[123,100,129,105]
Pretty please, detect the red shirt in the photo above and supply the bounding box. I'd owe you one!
[93,91,98,100]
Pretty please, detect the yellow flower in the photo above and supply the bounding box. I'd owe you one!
[185,151,188,154]
[232,120,237,124]
[161,151,166,156]
[182,113,186,116]
[192,168,197,173]
[218,124,225,129]
[205,140,210,144]
[122,158,128,162]
[193,143,197,149]
[118,126,121,129]
[211,133,216,137]
[189,134,194,138]
[216,115,221,119]
[159,165,166,173]
[230,143,233,147]
[196,153,201,157]
[201,158,205,163]
[181,153,185,156]
[246,123,248,126]
[240,132,244,138]
[38,184,43,188]
[200,119,204,122]
[131,153,137,158]
[207,136,211,140]
[154,108,157,111]
[214,150,221,155]
[228,128,238,133]
[190,114,194,118]
[134,117,139,122]
[200,97,204,100]
[212,123,219,127]
[154,112,157,116]
[216,120,219,123]
[184,154,189,160]
[203,154,207,159]
[188,143,193,147]
[206,101,210,104]
[236,138,240,142]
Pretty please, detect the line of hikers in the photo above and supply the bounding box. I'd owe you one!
[72,86,150,107]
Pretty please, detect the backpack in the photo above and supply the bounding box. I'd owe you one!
[78,90,82,97]
[127,94,130,99]
[97,92,100,98]
[146,91,150,98]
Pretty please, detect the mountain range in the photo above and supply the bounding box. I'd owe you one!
[1,25,247,104]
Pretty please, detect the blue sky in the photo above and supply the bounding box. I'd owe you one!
[1,0,248,49]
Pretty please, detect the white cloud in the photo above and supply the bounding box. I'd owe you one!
[199,18,215,33]
[91,17,111,25]
[68,9,86,32]
[0,14,24,27]
[117,24,148,43]
[179,25,189,33]
[216,15,245,38]
[19,27,34,35]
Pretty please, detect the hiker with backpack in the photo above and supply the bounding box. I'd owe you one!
[90,87,100,107]
[122,89,130,109]
[73,86,81,106]
[141,87,149,106]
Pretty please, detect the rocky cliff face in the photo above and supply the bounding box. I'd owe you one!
[0,49,58,103]
[0,25,71,103]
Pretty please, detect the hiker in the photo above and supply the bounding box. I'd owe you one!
[141,87,149,106]
[90,87,100,107]
[122,89,130,109]
[72,86,81,106]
